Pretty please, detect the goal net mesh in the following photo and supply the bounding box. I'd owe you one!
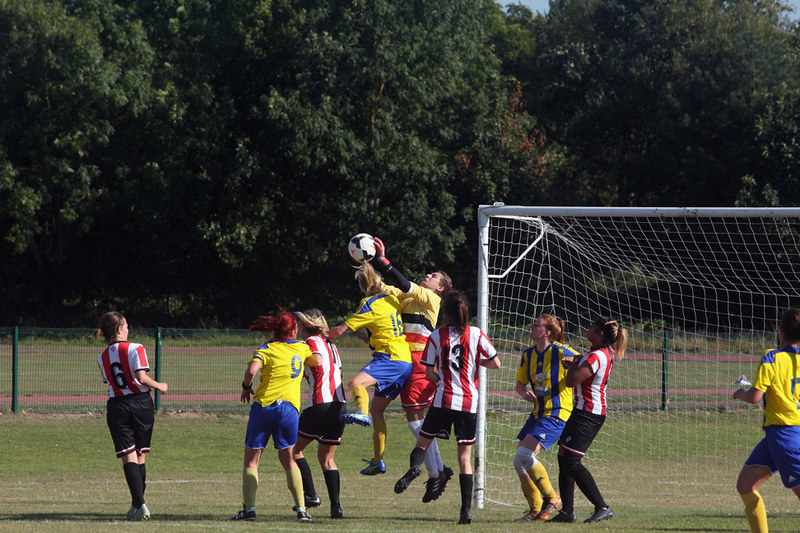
[479,211,800,511]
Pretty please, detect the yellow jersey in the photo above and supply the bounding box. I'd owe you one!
[381,282,441,352]
[251,339,311,412]
[344,293,412,363]
[753,345,800,427]
[515,341,578,422]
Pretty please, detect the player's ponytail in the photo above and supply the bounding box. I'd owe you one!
[355,263,383,296]
[593,316,627,359]
[95,311,125,344]
[295,308,330,337]
[539,313,565,343]
[444,290,469,335]
[250,308,298,341]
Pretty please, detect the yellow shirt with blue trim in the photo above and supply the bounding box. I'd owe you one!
[251,339,311,412]
[344,293,412,363]
[515,341,578,422]
[753,345,800,427]
[381,282,440,352]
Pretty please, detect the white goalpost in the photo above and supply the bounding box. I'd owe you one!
[474,205,800,511]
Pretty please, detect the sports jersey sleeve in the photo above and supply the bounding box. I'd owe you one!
[753,349,777,392]
[421,332,439,366]
[477,330,497,361]
[583,351,601,374]
[306,337,323,354]
[515,351,529,384]
[343,298,374,331]
[131,345,150,373]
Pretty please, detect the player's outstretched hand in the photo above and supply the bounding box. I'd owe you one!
[373,237,387,260]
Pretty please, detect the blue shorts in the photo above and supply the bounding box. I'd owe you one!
[244,400,299,450]
[745,425,800,488]
[517,415,566,451]
[361,353,412,400]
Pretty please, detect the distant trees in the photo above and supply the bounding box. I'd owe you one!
[2,0,800,326]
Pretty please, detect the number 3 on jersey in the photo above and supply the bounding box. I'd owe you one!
[449,344,466,371]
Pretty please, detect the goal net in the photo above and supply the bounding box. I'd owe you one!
[474,206,800,511]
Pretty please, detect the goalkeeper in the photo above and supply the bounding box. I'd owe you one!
[513,314,578,522]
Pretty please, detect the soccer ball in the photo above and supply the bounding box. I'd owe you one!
[348,233,376,263]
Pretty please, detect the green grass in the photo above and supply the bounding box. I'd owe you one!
[1,412,799,532]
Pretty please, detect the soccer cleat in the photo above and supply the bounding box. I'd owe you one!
[443,465,454,481]
[341,410,372,427]
[547,510,577,523]
[535,495,561,520]
[296,508,313,522]
[394,465,422,493]
[584,506,614,523]
[514,509,540,522]
[331,503,343,519]
[126,506,136,521]
[360,458,386,475]
[458,506,472,524]
[421,475,442,503]
[305,494,321,508]
[131,502,150,521]
[231,505,256,521]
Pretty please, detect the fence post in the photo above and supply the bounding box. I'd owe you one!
[154,327,162,411]
[12,326,19,413]
[661,329,669,410]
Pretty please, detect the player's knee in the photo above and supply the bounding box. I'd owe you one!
[513,446,537,475]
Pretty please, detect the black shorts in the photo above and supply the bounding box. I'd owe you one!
[106,392,155,457]
[420,406,478,445]
[297,402,347,445]
[559,409,605,456]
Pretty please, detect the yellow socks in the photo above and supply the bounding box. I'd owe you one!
[242,467,258,509]
[351,384,369,414]
[520,475,542,513]
[529,462,557,501]
[741,491,768,533]
[286,467,304,510]
[373,417,387,462]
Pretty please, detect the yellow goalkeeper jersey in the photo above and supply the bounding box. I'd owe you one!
[381,282,440,352]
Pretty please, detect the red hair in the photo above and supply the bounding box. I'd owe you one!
[249,309,297,341]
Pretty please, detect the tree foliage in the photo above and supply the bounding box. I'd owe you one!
[2,0,800,326]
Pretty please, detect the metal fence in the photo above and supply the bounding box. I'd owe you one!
[0,327,372,414]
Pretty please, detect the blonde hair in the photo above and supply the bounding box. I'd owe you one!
[355,263,383,296]
[592,316,627,359]
[93,311,126,344]
[295,308,330,336]
[538,313,565,343]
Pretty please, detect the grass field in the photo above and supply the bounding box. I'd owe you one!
[1,411,799,533]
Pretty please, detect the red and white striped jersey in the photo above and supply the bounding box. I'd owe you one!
[97,342,151,398]
[422,325,497,413]
[304,335,345,407]
[574,347,614,415]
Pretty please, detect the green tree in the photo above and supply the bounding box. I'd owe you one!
[523,0,800,205]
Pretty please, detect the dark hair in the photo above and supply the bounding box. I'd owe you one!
[538,314,565,343]
[591,316,627,358]
[443,291,469,334]
[780,308,800,343]
[93,311,125,344]
[436,271,453,296]
[249,309,298,341]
